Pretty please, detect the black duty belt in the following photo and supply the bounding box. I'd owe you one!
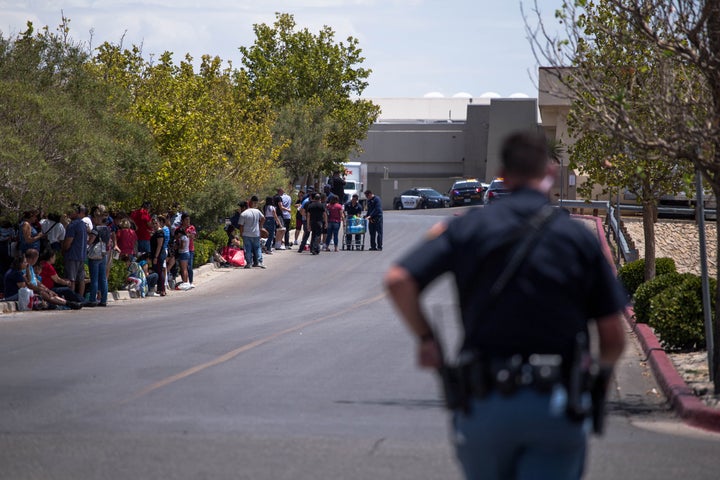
[440,353,565,410]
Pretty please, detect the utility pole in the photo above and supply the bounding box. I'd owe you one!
[695,169,714,381]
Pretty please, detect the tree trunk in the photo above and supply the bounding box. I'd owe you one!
[641,200,656,281]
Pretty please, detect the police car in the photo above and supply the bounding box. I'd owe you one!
[483,178,510,204]
[393,188,450,210]
[448,178,486,206]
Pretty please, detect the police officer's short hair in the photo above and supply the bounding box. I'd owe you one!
[501,131,551,180]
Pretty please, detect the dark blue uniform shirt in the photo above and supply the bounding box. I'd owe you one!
[366,195,383,219]
[344,201,363,217]
[397,188,627,360]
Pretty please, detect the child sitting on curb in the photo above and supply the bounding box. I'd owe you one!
[120,254,157,298]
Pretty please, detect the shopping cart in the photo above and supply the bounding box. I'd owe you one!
[341,216,366,250]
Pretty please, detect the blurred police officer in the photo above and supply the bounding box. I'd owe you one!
[385,131,627,480]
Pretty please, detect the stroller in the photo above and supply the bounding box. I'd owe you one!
[341,216,367,250]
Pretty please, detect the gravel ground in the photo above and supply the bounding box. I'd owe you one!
[621,217,719,406]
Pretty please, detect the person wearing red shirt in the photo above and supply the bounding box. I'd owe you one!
[130,201,153,254]
[115,218,138,258]
[180,213,197,288]
[35,250,83,308]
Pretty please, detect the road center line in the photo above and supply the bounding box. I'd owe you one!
[117,292,386,405]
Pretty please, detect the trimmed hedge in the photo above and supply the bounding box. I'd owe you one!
[200,225,229,253]
[618,257,677,297]
[108,259,128,292]
[649,274,716,351]
[193,239,215,267]
[632,272,695,324]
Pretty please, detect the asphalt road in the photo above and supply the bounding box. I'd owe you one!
[1,207,719,480]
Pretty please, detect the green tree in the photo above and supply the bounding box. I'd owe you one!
[539,1,695,281]
[0,19,157,216]
[92,44,281,221]
[239,13,379,184]
[528,0,720,390]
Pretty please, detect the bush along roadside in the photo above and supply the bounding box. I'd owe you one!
[618,256,677,297]
[649,274,717,352]
[633,272,695,324]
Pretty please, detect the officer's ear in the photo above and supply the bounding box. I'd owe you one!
[539,164,556,193]
[545,161,558,178]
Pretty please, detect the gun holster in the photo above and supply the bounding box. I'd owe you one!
[438,352,481,413]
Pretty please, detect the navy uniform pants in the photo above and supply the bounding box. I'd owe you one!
[368,217,383,249]
[452,386,587,480]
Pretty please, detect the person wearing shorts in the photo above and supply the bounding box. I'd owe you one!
[62,204,89,301]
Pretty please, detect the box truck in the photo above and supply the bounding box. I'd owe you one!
[342,161,367,204]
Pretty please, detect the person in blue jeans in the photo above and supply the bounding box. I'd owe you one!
[87,225,109,306]
[180,213,197,286]
[237,199,266,268]
[263,196,280,254]
[364,190,383,251]
[385,131,627,480]
[324,195,343,251]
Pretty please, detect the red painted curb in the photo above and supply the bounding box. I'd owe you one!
[630,317,720,432]
[574,214,720,432]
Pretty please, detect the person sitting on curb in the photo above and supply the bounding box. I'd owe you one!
[120,253,155,298]
[24,249,82,309]
[2,254,29,303]
[225,225,242,248]
[138,253,160,296]
[37,250,84,307]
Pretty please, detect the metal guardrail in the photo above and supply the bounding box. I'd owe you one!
[607,205,639,263]
[558,199,717,217]
[560,199,715,264]
[559,200,639,263]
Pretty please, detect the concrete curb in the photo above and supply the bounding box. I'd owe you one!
[0,261,220,313]
[1,301,18,314]
[629,315,720,432]
[579,214,720,432]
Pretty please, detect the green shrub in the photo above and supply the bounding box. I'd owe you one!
[193,239,215,267]
[618,257,676,296]
[649,274,716,351]
[199,225,228,251]
[108,258,127,292]
[633,272,694,324]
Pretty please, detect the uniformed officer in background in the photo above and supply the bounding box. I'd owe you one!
[385,131,627,480]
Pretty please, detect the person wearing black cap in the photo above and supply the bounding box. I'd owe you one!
[364,190,383,251]
[385,131,627,480]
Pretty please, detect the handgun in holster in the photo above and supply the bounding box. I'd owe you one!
[430,325,475,414]
[566,332,612,435]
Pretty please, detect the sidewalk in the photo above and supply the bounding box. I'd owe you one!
[1,241,299,315]
[0,257,237,315]
[582,214,720,433]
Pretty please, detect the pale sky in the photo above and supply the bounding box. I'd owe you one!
[0,1,561,99]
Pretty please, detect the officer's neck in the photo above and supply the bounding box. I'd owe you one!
[506,176,553,195]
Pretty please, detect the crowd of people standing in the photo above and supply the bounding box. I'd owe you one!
[1,201,198,309]
[1,180,383,310]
